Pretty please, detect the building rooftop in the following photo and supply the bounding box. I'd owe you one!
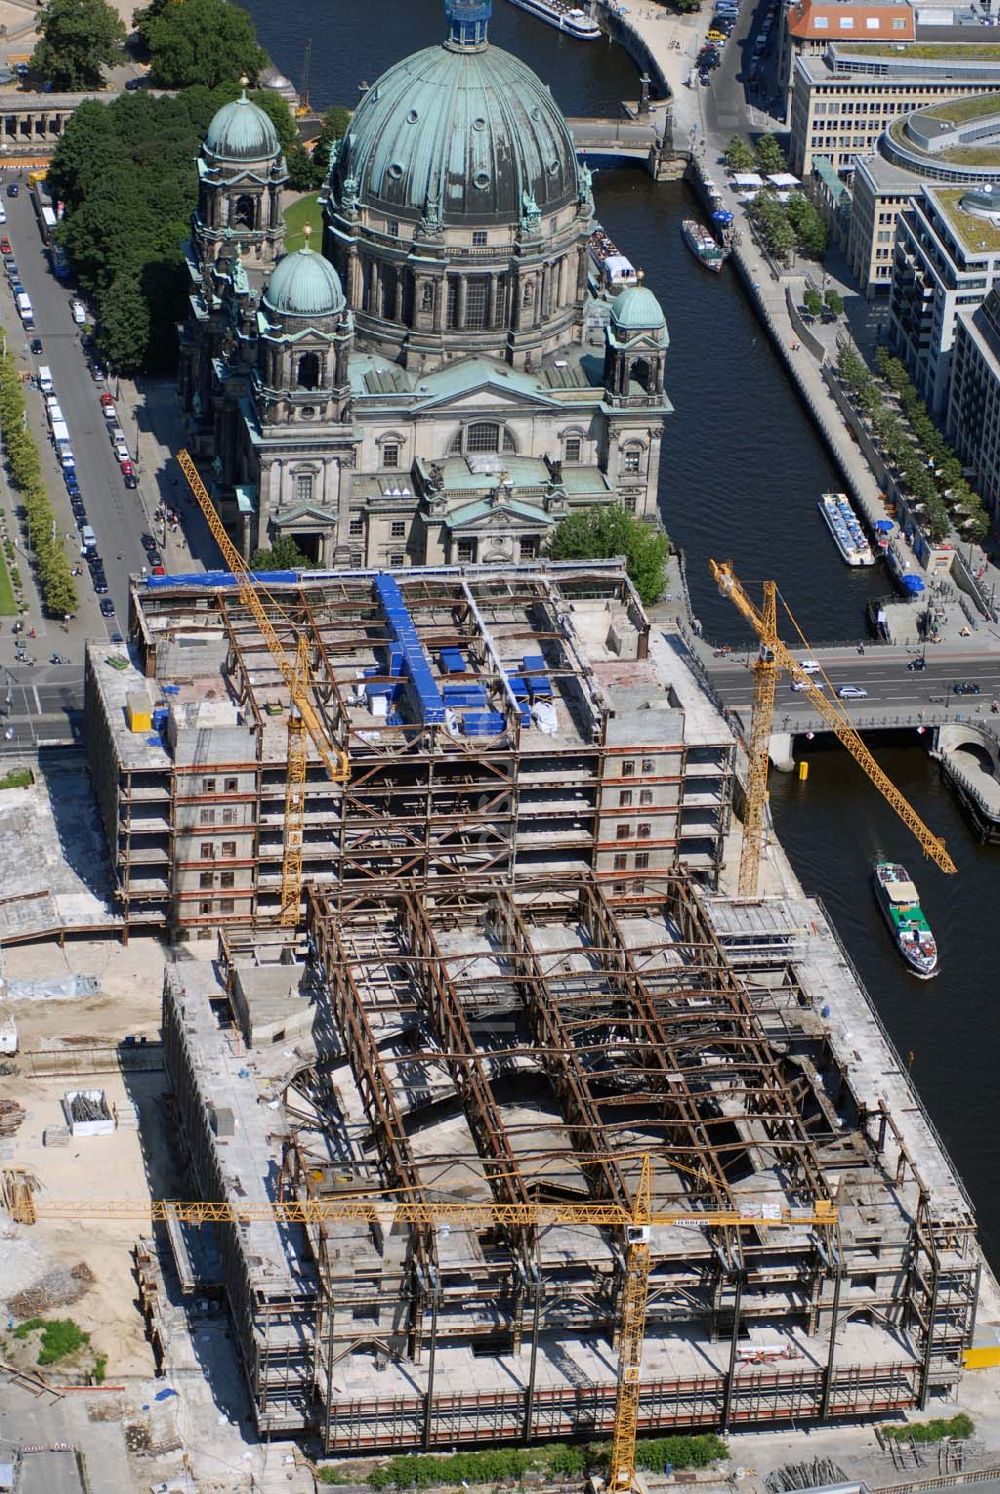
[103,562,731,774]
[922,89,1000,122]
[838,39,1000,57]
[880,93,1000,174]
[786,0,915,42]
[800,44,1000,81]
[934,182,1000,249]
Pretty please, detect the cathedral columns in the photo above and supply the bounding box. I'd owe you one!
[456,277,468,330]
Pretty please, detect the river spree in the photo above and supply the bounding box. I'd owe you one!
[241,0,997,1260]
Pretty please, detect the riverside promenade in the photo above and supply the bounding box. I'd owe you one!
[595,0,1000,638]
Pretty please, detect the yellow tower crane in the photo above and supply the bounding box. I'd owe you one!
[7,1164,836,1492]
[177,450,349,925]
[709,559,958,896]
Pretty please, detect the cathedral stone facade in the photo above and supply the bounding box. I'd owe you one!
[178,0,671,569]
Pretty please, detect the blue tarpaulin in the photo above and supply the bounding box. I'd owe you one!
[874,518,894,533]
[145,570,299,589]
[902,574,925,594]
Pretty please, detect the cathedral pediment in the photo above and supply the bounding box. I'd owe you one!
[276,502,335,525]
[414,359,558,413]
[445,497,552,531]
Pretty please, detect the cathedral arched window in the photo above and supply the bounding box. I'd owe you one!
[449,423,517,456]
[233,194,255,230]
[297,352,320,390]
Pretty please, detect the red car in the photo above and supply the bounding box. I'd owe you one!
[119,458,134,476]
[100,392,114,407]
[151,563,166,576]
[0,237,11,257]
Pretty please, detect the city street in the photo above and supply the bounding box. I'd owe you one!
[0,185,153,633]
[707,645,1000,717]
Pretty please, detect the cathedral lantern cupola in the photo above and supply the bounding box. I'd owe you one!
[194,79,288,270]
[603,284,668,405]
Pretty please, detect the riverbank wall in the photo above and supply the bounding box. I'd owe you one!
[595,1,670,99]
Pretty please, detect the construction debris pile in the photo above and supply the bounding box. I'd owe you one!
[7,1262,95,1318]
[68,1093,111,1125]
[0,1096,24,1136]
[766,1460,848,1494]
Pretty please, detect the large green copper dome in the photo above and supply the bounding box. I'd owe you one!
[205,88,280,164]
[331,0,580,227]
[264,241,346,319]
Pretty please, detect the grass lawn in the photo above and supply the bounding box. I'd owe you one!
[284,194,325,251]
[0,546,16,615]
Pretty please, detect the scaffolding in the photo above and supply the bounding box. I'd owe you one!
[162,873,978,1450]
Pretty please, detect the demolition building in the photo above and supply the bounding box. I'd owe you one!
[83,561,735,935]
[161,875,980,1451]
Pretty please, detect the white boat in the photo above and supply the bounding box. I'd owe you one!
[874,861,938,978]
[818,492,875,567]
[589,227,638,292]
[501,0,601,37]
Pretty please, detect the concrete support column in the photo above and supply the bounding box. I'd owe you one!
[456,275,468,330]
[769,732,796,772]
[394,270,404,322]
[487,273,498,329]
[540,262,550,319]
[556,255,567,310]
[433,278,445,332]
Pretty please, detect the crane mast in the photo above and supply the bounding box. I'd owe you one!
[709,559,957,889]
[9,1164,836,1492]
[176,450,349,925]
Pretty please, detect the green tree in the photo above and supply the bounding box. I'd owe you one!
[724,134,755,172]
[803,288,822,318]
[286,141,319,192]
[768,212,796,260]
[545,505,669,605]
[754,132,786,175]
[137,0,266,88]
[824,287,844,316]
[49,89,230,372]
[250,535,317,571]
[30,0,125,89]
[311,106,351,181]
[786,195,827,259]
[99,271,151,374]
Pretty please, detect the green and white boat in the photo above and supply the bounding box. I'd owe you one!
[873,861,938,979]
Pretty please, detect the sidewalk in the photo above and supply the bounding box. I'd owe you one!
[116,373,219,573]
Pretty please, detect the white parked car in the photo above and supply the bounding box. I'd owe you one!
[113,440,130,462]
[71,298,86,325]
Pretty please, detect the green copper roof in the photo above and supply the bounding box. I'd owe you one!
[264,243,346,319]
[330,4,579,227]
[610,285,667,332]
[205,89,280,164]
